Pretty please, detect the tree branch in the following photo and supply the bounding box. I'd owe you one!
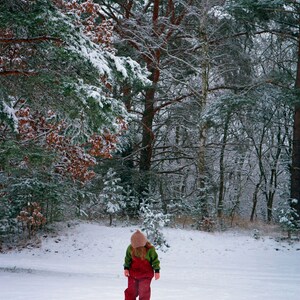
[0,36,62,44]
[0,70,37,76]
[205,29,297,48]
[154,93,194,113]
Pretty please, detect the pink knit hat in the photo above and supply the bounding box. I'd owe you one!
[130,230,147,248]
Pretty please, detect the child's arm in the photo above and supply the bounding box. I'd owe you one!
[148,247,160,277]
[123,245,132,276]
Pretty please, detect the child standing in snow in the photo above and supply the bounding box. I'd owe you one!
[123,230,160,300]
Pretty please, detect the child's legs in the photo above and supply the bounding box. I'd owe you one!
[138,278,152,300]
[124,277,138,300]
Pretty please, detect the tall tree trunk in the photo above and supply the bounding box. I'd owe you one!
[217,113,230,219]
[266,168,276,223]
[138,1,161,173]
[197,31,210,218]
[291,29,300,219]
[250,180,262,222]
[139,85,156,172]
[138,58,160,195]
[265,126,282,223]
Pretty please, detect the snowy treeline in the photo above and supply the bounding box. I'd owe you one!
[1,0,300,243]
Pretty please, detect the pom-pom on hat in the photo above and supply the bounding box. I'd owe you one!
[131,230,147,248]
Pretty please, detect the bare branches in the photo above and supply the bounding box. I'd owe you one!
[154,93,194,113]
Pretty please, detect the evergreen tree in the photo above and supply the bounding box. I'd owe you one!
[99,168,125,225]
[0,0,148,235]
[140,186,170,250]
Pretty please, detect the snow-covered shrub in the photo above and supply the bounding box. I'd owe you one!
[98,168,125,225]
[277,199,300,238]
[252,229,260,240]
[140,188,170,251]
[191,184,217,231]
[0,197,18,237]
[123,185,139,220]
[140,205,170,251]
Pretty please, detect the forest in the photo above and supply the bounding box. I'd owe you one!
[1,0,300,244]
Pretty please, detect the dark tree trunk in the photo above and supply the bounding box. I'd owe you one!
[139,86,156,172]
[250,181,261,222]
[138,0,160,173]
[138,69,158,195]
[291,107,300,217]
[217,113,230,219]
[291,30,300,219]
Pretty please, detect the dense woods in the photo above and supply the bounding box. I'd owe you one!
[1,0,300,240]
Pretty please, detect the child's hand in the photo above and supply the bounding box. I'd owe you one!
[154,273,160,280]
[124,270,130,277]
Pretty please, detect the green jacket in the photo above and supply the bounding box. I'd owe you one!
[123,245,160,273]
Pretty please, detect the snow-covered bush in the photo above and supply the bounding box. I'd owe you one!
[277,199,300,238]
[123,185,139,220]
[98,168,125,226]
[140,204,170,251]
[140,188,170,251]
[191,183,217,231]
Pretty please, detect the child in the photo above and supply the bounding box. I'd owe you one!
[123,230,160,300]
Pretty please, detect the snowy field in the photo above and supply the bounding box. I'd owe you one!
[0,221,299,300]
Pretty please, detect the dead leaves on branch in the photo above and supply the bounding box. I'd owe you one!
[17,202,47,239]
[1,1,126,182]
[62,0,114,50]
[0,0,114,77]
[16,107,126,182]
[0,28,63,77]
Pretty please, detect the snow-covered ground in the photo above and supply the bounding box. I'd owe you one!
[0,221,299,300]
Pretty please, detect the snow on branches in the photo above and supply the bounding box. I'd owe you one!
[0,0,113,78]
[15,106,125,182]
[60,0,114,51]
[0,0,144,180]
[0,28,62,77]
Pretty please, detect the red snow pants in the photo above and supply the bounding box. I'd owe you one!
[124,256,154,300]
[124,276,152,300]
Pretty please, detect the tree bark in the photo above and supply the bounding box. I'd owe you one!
[217,113,230,219]
[250,181,261,222]
[197,30,210,218]
[291,28,300,218]
[139,84,156,171]
[139,0,160,172]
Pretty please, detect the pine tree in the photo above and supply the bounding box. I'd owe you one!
[99,168,125,226]
[140,187,170,251]
[0,0,149,235]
